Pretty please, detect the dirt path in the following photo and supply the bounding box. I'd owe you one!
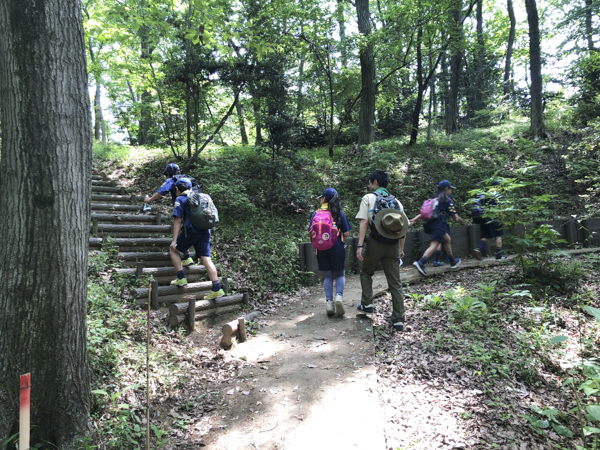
[202,272,391,450]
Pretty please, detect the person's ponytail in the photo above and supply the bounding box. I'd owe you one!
[328,195,342,227]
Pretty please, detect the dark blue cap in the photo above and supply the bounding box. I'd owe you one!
[163,163,180,176]
[318,187,338,201]
[438,180,456,189]
[175,177,192,190]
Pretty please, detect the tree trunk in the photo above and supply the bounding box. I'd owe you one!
[410,25,424,145]
[0,1,92,448]
[88,39,104,142]
[524,0,547,138]
[504,0,516,96]
[585,0,595,51]
[337,0,348,69]
[445,0,463,134]
[250,84,263,145]
[356,0,376,145]
[138,30,153,145]
[236,98,249,144]
[471,0,485,118]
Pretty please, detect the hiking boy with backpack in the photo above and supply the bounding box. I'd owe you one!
[308,187,352,316]
[355,170,409,332]
[144,163,199,205]
[169,178,224,300]
[472,181,506,261]
[412,180,468,277]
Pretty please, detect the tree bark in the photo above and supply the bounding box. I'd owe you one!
[138,29,153,145]
[0,1,92,448]
[236,98,249,144]
[585,0,595,52]
[88,39,104,143]
[337,0,348,69]
[524,0,547,138]
[250,83,263,145]
[356,0,376,146]
[504,0,516,96]
[410,25,424,145]
[445,0,464,134]
[470,0,485,118]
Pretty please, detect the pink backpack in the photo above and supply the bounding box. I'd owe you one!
[419,198,438,221]
[309,210,339,251]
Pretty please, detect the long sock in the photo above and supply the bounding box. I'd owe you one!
[478,241,486,253]
[418,257,426,265]
[434,251,441,262]
[496,248,503,258]
[334,270,345,296]
[212,280,221,292]
[323,270,334,300]
[448,255,457,264]
[177,270,185,279]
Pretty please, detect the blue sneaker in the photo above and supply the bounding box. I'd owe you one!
[433,261,444,267]
[450,258,461,269]
[413,261,427,276]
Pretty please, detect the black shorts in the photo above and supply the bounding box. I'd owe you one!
[315,240,347,272]
[481,221,504,239]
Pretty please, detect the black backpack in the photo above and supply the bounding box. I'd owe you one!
[170,174,200,203]
[369,191,403,244]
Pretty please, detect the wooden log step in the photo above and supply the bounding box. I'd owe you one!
[91,180,115,186]
[118,251,179,261]
[169,294,245,325]
[172,304,242,328]
[96,224,172,233]
[91,203,156,212]
[91,194,142,203]
[221,309,260,347]
[93,232,171,239]
[92,186,128,194]
[91,213,166,224]
[114,264,206,276]
[92,174,107,180]
[130,278,233,304]
[121,260,174,268]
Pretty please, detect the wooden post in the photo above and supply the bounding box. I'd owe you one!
[243,292,249,305]
[20,373,31,450]
[581,220,591,248]
[467,225,477,253]
[113,245,120,264]
[151,280,159,310]
[298,243,306,272]
[238,318,247,342]
[120,186,126,195]
[155,212,162,225]
[187,297,196,331]
[135,261,145,279]
[92,220,98,236]
[565,219,578,247]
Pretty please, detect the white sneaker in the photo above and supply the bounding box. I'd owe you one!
[334,294,345,316]
[326,300,335,316]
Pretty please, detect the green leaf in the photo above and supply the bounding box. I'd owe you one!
[583,426,600,436]
[551,423,573,437]
[550,335,568,344]
[537,420,550,429]
[91,389,109,396]
[584,306,600,323]
[587,405,600,421]
[538,409,559,416]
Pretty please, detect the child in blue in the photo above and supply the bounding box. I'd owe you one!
[170,178,224,300]
[309,188,352,316]
[473,181,506,260]
[144,163,180,205]
[412,180,467,276]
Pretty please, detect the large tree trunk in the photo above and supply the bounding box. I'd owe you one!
[410,25,424,145]
[356,0,376,145]
[138,30,153,145]
[337,0,348,69]
[0,1,92,448]
[236,99,249,144]
[445,0,463,134]
[585,0,595,52]
[250,83,263,145]
[504,0,516,96]
[470,0,485,119]
[524,0,547,138]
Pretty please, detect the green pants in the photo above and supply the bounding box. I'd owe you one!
[360,237,405,323]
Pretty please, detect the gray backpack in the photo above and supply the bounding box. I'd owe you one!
[187,192,219,230]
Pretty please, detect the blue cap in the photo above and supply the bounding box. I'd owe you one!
[318,187,338,201]
[175,177,192,191]
[438,180,456,189]
[163,163,180,176]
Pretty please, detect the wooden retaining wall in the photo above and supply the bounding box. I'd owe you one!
[298,218,600,282]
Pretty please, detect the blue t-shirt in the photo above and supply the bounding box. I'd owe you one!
[173,193,210,236]
[157,178,177,204]
[308,209,352,249]
[436,197,456,220]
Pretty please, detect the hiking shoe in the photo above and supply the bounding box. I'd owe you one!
[387,318,404,332]
[326,300,335,316]
[433,261,444,267]
[171,277,188,286]
[204,289,225,300]
[450,258,462,269]
[334,294,345,316]
[413,261,427,276]
[472,249,482,261]
[181,257,194,267]
[496,255,508,260]
[356,304,374,314]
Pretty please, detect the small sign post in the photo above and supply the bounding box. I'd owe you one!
[20,373,31,450]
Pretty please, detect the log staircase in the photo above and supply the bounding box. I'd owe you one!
[89,173,246,321]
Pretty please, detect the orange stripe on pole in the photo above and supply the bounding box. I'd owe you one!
[20,373,31,450]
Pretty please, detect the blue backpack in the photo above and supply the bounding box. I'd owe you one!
[471,195,486,224]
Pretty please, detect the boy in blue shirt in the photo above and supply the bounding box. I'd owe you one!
[170,178,224,300]
[144,163,181,205]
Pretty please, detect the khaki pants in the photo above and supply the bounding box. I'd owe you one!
[360,237,405,323]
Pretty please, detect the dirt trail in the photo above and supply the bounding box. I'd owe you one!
[203,272,391,450]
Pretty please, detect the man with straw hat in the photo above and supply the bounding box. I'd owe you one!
[355,170,409,332]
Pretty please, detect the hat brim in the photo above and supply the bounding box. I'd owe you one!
[373,209,409,240]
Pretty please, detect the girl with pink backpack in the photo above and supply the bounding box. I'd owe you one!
[308,188,352,316]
